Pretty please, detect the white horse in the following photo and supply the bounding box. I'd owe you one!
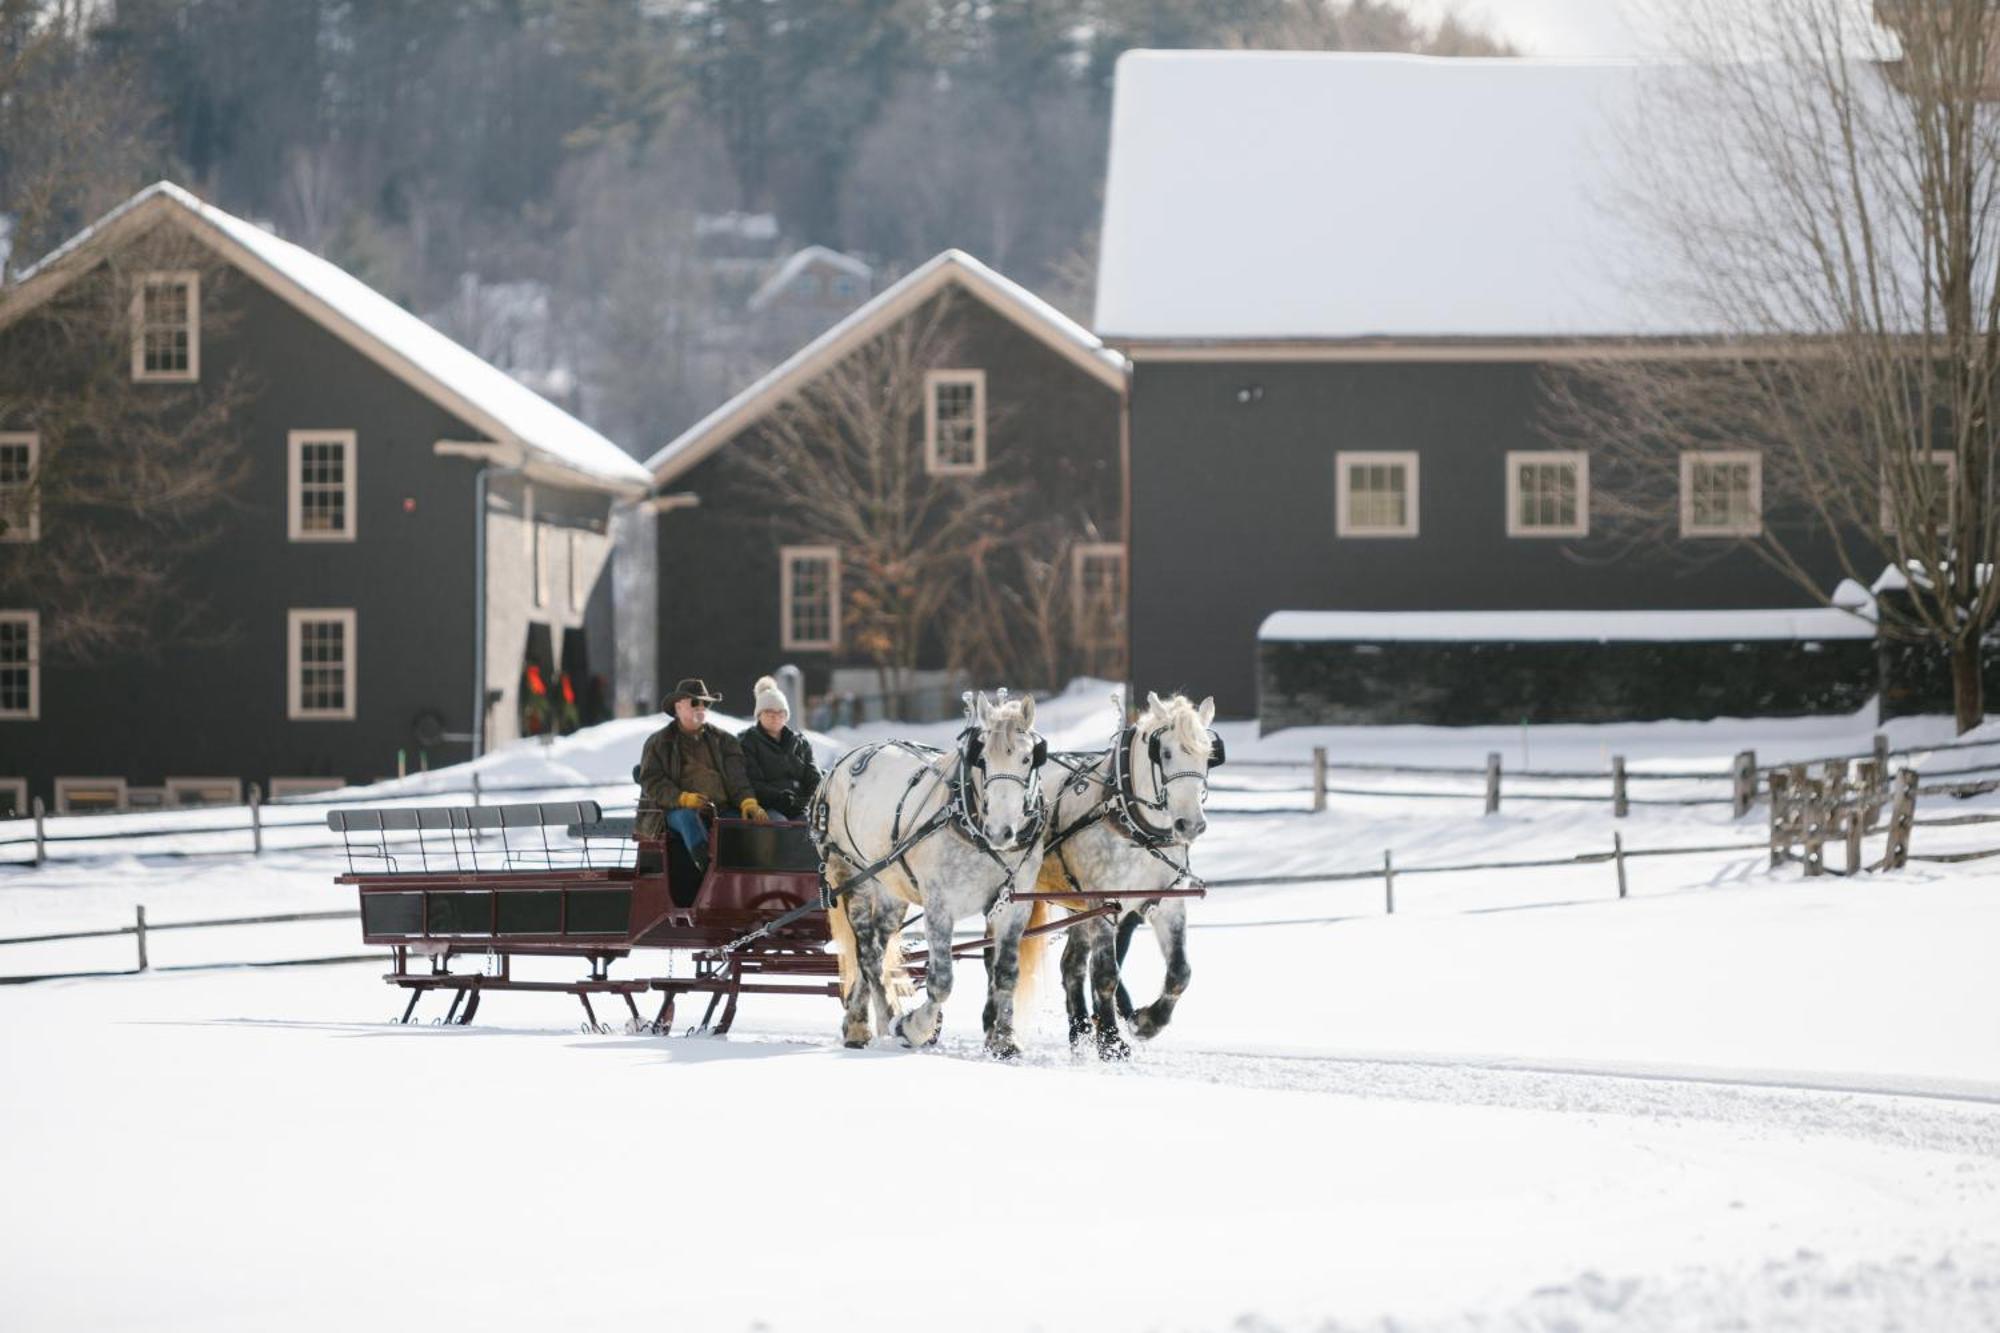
[817,693,1052,1058]
[1036,692,1219,1059]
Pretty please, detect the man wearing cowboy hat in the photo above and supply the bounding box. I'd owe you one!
[635,677,769,862]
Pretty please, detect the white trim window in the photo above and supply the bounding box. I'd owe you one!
[1335,451,1420,537]
[131,271,200,382]
[288,609,357,720]
[1506,451,1589,538]
[1071,543,1126,647]
[0,777,25,818]
[1680,451,1763,538]
[288,430,358,541]
[1882,450,1957,535]
[924,369,987,475]
[0,611,37,720]
[268,776,346,799]
[0,433,38,543]
[165,777,244,807]
[780,546,840,651]
[55,777,127,814]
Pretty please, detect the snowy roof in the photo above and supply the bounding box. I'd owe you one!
[647,249,1126,484]
[1096,52,1703,343]
[1259,605,1876,644]
[747,246,873,312]
[6,182,650,493]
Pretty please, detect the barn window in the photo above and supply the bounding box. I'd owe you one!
[780,546,839,651]
[1881,451,1956,536]
[288,609,356,720]
[1072,544,1125,647]
[131,272,200,382]
[165,777,243,807]
[1506,451,1589,538]
[288,430,357,541]
[924,369,986,475]
[1335,452,1419,537]
[0,778,25,818]
[0,434,38,542]
[1680,451,1762,538]
[55,777,127,813]
[0,611,37,719]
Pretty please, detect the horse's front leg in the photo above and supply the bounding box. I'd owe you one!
[1130,902,1191,1040]
[1111,909,1143,1022]
[894,904,953,1048]
[1086,914,1130,1060]
[980,902,1031,1060]
[1060,930,1092,1048]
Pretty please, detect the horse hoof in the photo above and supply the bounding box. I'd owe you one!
[1066,1020,1092,1049]
[986,1039,1022,1062]
[843,1037,870,1050]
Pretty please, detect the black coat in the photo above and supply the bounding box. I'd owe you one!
[737,723,822,818]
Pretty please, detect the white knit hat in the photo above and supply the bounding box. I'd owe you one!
[753,675,790,717]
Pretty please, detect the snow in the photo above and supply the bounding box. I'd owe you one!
[15,183,650,491]
[1260,604,1876,643]
[1095,53,1696,341]
[5,688,2000,1329]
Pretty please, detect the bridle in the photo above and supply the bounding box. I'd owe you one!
[953,723,1050,851]
[1111,723,1226,845]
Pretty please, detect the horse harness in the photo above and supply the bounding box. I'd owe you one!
[1041,725,1227,910]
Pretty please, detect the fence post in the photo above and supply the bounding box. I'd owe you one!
[471,771,483,807]
[1613,831,1628,899]
[1884,769,1917,870]
[1767,769,1791,868]
[134,904,149,973]
[1311,747,1327,814]
[1733,750,1757,818]
[249,783,263,857]
[1485,753,1501,816]
[1612,755,1628,818]
[1383,849,1395,914]
[1844,802,1864,875]
[31,796,45,868]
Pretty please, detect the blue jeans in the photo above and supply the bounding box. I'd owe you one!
[666,807,709,861]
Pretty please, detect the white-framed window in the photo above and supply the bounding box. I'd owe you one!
[131,271,200,382]
[1072,543,1126,647]
[0,433,38,543]
[1335,451,1420,537]
[924,369,986,475]
[55,777,127,814]
[1882,450,1957,535]
[287,430,357,541]
[780,545,840,651]
[0,778,26,818]
[1680,450,1763,538]
[165,777,243,807]
[0,611,37,720]
[268,776,346,799]
[125,786,167,811]
[288,609,356,720]
[1506,451,1589,538]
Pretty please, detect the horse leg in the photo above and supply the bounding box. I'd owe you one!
[841,891,889,1048]
[981,904,1030,1060]
[1060,930,1092,1048]
[1130,903,1191,1040]
[1112,909,1143,1022]
[1086,916,1130,1061]
[894,906,952,1048]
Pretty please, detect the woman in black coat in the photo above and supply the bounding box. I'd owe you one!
[738,675,822,820]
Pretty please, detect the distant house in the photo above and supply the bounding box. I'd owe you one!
[1096,52,1855,727]
[644,249,1127,720]
[745,245,874,361]
[0,182,651,814]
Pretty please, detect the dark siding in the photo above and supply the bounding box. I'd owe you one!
[655,288,1123,713]
[1128,358,1848,717]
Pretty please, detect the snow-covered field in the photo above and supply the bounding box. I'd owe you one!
[4,685,1999,1331]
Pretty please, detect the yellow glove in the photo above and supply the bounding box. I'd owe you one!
[740,799,771,824]
[677,792,705,810]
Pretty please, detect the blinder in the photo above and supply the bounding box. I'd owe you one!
[1146,729,1227,771]
[962,726,1049,774]
[1031,736,1049,770]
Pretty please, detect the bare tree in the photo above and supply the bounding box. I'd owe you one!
[0,227,256,661]
[1545,0,2000,732]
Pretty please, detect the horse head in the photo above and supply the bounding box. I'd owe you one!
[969,691,1045,850]
[1133,691,1221,843]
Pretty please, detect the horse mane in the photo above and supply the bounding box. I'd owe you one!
[1139,693,1208,755]
[981,697,1034,750]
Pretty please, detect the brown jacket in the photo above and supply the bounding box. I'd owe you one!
[635,722,756,837]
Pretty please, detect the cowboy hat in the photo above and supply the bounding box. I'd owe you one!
[661,677,723,710]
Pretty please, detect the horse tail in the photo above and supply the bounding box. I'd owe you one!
[882,921,915,1003]
[1014,896,1052,1016]
[826,894,859,1003]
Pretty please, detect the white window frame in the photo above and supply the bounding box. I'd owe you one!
[268,776,347,800]
[1680,450,1764,538]
[1505,450,1590,538]
[0,610,38,720]
[1335,451,1420,538]
[55,777,128,813]
[779,545,840,652]
[287,430,358,542]
[0,778,26,818]
[288,608,357,721]
[131,271,201,383]
[0,432,39,543]
[165,777,243,807]
[1071,542,1126,645]
[1882,450,1957,535]
[924,369,987,476]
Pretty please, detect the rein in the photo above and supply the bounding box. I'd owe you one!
[1043,725,1218,900]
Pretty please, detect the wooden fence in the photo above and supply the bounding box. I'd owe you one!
[0,906,367,984]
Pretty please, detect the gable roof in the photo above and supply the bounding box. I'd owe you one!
[747,246,873,312]
[647,248,1126,484]
[1096,51,1700,345]
[2,182,650,494]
